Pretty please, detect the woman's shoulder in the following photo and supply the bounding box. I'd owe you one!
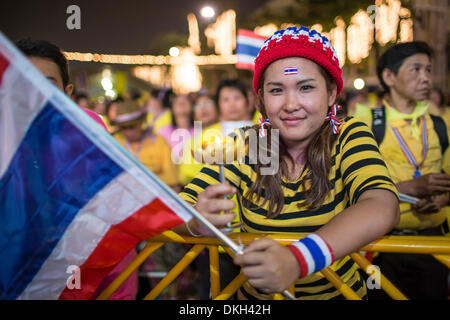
[338,116,372,137]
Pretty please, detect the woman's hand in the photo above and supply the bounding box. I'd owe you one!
[233,238,300,294]
[190,183,237,237]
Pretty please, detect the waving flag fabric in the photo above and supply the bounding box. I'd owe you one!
[0,32,192,300]
[235,29,266,71]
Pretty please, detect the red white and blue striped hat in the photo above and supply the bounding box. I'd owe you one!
[253,26,343,96]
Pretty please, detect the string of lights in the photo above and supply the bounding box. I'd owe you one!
[64,51,237,65]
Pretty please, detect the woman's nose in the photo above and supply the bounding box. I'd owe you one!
[283,91,300,112]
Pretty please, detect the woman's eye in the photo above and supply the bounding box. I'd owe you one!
[269,88,282,93]
[300,85,314,91]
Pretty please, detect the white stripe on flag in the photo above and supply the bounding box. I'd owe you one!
[308,234,332,267]
[17,171,158,300]
[237,54,256,65]
[237,35,265,48]
[292,241,315,275]
[0,64,48,177]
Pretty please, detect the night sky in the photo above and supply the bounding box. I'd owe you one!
[0,0,269,54]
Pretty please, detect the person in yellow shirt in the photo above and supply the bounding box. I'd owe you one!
[144,88,174,135]
[111,99,183,298]
[179,79,256,298]
[359,41,449,300]
[112,99,179,190]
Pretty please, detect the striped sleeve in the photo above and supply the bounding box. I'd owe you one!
[179,162,242,204]
[338,118,398,205]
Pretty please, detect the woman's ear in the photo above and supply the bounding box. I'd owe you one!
[256,89,264,113]
[327,83,338,107]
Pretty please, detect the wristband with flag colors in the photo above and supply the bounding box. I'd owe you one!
[287,234,335,278]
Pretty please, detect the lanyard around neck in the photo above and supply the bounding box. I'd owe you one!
[125,139,143,160]
[388,116,428,178]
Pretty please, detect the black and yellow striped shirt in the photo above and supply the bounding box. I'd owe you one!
[179,118,398,300]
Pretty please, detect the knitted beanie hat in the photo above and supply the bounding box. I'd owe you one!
[253,26,343,96]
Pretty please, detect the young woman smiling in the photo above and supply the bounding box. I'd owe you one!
[177,26,400,300]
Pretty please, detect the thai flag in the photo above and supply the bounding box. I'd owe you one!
[284,67,298,75]
[235,29,266,71]
[0,32,193,300]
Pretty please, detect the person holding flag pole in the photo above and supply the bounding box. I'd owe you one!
[177,26,400,300]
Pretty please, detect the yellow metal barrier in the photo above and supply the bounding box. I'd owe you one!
[97,231,450,300]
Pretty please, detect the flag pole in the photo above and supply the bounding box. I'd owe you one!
[182,203,296,300]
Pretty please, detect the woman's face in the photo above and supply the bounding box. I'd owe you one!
[172,95,192,117]
[194,95,218,127]
[218,87,249,121]
[262,57,337,146]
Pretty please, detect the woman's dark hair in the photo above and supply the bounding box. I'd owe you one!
[151,87,175,109]
[170,94,194,129]
[376,41,433,94]
[214,78,249,109]
[242,64,342,218]
[16,38,70,88]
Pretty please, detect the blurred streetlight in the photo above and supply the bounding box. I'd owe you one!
[353,78,365,90]
[200,6,215,18]
[101,77,113,91]
[169,47,180,57]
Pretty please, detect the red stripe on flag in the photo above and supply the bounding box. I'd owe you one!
[117,197,186,240]
[236,62,255,71]
[0,52,10,86]
[237,29,267,40]
[58,197,186,300]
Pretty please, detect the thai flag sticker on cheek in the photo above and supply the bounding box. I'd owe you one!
[284,67,298,75]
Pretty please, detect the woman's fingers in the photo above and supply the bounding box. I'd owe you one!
[203,183,237,199]
[234,250,267,266]
[192,183,238,234]
[205,198,236,213]
[203,211,236,226]
[244,237,277,253]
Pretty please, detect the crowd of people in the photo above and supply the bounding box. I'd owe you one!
[13,23,449,301]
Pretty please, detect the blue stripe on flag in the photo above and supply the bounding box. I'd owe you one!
[301,237,326,272]
[236,43,261,58]
[0,101,123,299]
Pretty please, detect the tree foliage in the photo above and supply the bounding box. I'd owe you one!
[245,0,376,29]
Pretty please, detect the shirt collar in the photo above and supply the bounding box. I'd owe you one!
[383,100,429,139]
[383,99,429,122]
